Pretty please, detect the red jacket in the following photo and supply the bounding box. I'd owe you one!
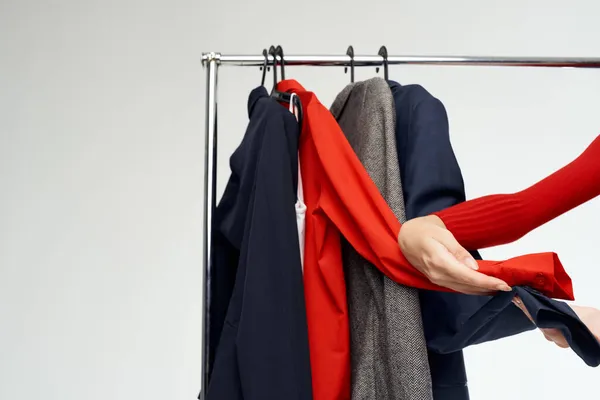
[277,79,574,400]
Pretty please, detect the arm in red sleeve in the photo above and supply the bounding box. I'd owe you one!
[434,135,600,250]
[296,85,574,300]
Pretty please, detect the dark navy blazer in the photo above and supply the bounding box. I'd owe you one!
[389,81,600,400]
[204,87,312,400]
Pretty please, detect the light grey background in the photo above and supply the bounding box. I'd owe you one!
[1,0,599,399]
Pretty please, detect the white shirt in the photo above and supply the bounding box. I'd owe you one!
[295,155,306,273]
[289,94,306,273]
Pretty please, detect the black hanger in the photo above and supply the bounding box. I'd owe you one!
[276,45,285,80]
[267,45,303,127]
[260,48,270,86]
[344,46,355,83]
[268,45,278,89]
[377,45,389,80]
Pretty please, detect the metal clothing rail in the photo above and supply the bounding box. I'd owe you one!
[198,51,600,399]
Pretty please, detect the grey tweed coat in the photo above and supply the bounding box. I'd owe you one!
[330,77,433,400]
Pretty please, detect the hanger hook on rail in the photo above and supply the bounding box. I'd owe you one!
[268,45,278,89]
[344,46,355,83]
[260,49,270,86]
[377,45,389,80]
[275,45,285,80]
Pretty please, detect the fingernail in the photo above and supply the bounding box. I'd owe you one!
[499,285,512,292]
[463,258,478,270]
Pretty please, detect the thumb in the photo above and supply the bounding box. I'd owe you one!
[434,228,479,270]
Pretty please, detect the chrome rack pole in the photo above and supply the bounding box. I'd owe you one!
[200,52,219,400]
[206,53,600,68]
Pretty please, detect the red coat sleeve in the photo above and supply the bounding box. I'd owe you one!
[434,135,600,250]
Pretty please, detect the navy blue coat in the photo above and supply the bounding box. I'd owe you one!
[389,81,600,400]
[205,86,312,400]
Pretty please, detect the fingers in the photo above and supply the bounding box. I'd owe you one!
[460,268,512,292]
[427,240,511,293]
[512,296,535,323]
[434,228,479,270]
[542,329,569,348]
[434,280,496,295]
[435,277,498,295]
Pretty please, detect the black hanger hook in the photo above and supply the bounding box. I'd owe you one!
[344,46,355,83]
[275,45,285,80]
[377,45,389,80]
[268,46,278,88]
[260,49,270,86]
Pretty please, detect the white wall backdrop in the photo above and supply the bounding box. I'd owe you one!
[1,0,599,399]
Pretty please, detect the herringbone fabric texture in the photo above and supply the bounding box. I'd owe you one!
[330,77,433,400]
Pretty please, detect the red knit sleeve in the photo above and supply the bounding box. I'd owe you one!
[434,135,600,249]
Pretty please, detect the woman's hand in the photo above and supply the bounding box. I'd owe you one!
[513,298,600,348]
[398,215,511,295]
[570,305,600,342]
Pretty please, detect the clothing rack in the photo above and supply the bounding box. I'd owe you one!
[198,51,600,399]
